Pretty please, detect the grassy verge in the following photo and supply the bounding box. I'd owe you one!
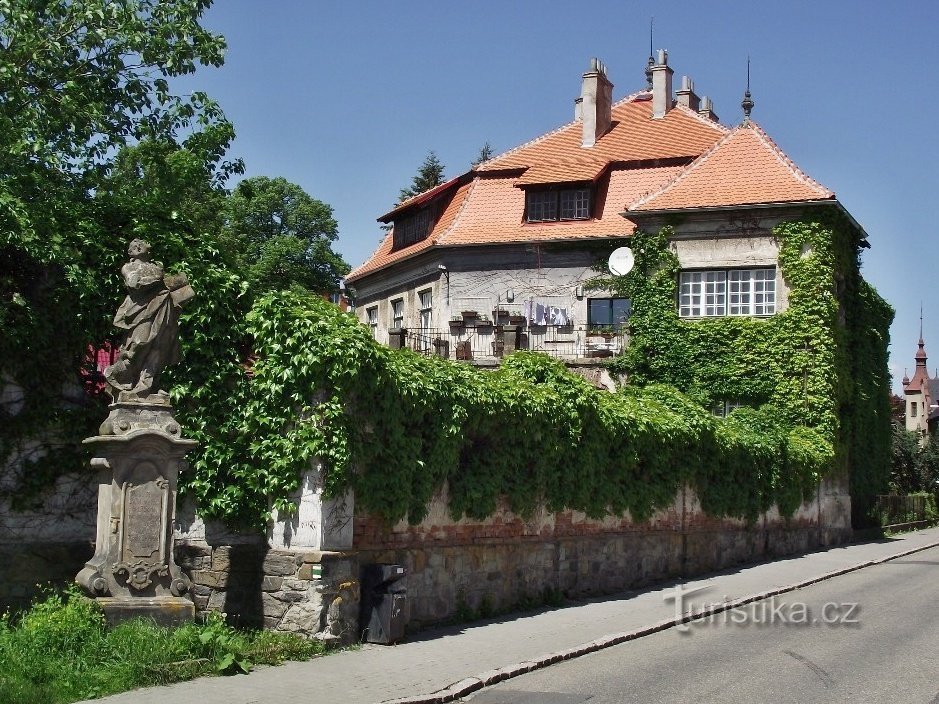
[0,586,331,704]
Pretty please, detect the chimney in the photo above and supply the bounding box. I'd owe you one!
[676,75,700,112]
[650,49,673,119]
[698,95,719,122]
[579,57,613,148]
[574,96,583,121]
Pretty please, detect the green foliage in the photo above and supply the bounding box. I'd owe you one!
[176,292,831,528]
[223,176,349,295]
[890,426,939,494]
[0,0,241,506]
[605,216,892,515]
[398,150,445,202]
[0,586,326,704]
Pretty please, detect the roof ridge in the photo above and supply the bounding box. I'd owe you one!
[480,90,648,170]
[435,177,478,246]
[746,120,833,198]
[670,102,731,134]
[627,123,739,209]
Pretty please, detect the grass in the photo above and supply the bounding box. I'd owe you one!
[0,585,331,704]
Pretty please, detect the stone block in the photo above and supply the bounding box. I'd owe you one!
[282,578,310,591]
[261,593,288,618]
[262,552,299,576]
[297,563,322,581]
[191,570,228,588]
[260,576,284,592]
[272,590,306,604]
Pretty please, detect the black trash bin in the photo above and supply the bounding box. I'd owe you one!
[361,563,409,644]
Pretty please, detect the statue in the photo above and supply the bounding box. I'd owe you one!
[77,239,198,626]
[104,239,194,402]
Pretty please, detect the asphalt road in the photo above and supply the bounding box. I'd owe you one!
[464,545,939,704]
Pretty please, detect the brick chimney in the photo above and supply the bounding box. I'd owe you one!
[698,95,719,122]
[579,57,613,147]
[650,49,673,119]
[676,75,700,112]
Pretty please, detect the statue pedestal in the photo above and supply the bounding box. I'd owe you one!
[77,401,197,625]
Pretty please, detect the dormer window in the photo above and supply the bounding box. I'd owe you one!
[393,205,436,249]
[526,186,591,222]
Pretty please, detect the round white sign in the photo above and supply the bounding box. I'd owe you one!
[608,247,635,276]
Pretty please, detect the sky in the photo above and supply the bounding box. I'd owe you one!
[175,0,937,392]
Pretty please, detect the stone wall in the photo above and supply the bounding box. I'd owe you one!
[352,479,849,628]
[0,463,851,641]
[176,542,359,644]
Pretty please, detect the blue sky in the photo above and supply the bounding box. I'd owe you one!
[177,0,937,392]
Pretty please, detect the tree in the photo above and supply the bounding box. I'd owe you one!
[472,142,494,167]
[398,150,445,203]
[0,0,240,504]
[223,177,349,294]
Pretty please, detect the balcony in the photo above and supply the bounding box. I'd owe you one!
[393,324,626,363]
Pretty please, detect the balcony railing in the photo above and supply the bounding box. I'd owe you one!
[394,324,626,362]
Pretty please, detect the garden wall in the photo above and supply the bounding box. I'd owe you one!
[0,460,850,639]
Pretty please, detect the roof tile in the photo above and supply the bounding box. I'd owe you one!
[630,121,834,211]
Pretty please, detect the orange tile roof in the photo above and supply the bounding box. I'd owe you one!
[349,95,835,283]
[346,180,474,281]
[629,121,834,211]
[514,157,607,186]
[439,165,683,247]
[478,93,727,172]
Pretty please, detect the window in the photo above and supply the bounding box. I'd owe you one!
[711,400,745,417]
[679,268,775,318]
[588,298,631,330]
[526,187,591,222]
[393,206,435,249]
[391,299,404,329]
[366,306,378,338]
[911,403,918,418]
[418,289,432,330]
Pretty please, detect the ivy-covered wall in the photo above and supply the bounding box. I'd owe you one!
[607,213,892,521]
[171,288,830,531]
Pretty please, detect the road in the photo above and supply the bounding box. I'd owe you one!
[464,545,939,704]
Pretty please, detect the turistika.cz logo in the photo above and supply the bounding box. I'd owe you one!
[663,583,860,634]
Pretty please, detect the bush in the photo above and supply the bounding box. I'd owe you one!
[0,587,328,704]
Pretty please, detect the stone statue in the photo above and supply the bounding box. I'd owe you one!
[104,238,194,402]
[77,239,198,625]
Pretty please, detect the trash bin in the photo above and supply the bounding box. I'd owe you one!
[361,563,409,644]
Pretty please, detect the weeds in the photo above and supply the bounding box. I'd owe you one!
[0,586,329,704]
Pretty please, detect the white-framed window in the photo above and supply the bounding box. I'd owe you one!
[418,289,433,330]
[366,306,378,338]
[680,268,775,318]
[391,299,404,329]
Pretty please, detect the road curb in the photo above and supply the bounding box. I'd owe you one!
[380,537,939,704]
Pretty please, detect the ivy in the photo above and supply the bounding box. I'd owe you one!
[607,214,892,518]
[168,286,835,529]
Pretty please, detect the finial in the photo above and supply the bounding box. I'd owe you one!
[920,303,924,343]
[645,17,654,89]
[741,55,754,122]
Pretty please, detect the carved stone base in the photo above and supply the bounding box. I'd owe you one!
[97,596,194,627]
[76,425,196,604]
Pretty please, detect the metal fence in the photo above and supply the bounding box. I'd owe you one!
[400,324,626,362]
[875,493,938,530]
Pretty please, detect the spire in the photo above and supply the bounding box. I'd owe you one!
[741,55,754,122]
[903,369,910,387]
[916,306,927,363]
[644,17,654,89]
